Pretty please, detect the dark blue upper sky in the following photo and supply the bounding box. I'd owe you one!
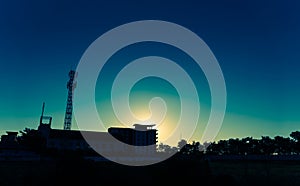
[0,0,300,141]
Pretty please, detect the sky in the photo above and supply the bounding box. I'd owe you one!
[0,0,300,146]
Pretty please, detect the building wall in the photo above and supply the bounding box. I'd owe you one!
[47,138,89,151]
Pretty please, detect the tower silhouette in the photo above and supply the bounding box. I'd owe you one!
[63,70,77,130]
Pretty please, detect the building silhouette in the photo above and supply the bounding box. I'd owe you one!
[109,124,157,146]
[0,103,158,156]
[0,131,18,148]
[38,120,157,153]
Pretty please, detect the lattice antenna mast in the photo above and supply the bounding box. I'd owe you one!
[63,70,77,130]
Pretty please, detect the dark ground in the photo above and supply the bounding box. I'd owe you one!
[0,156,299,186]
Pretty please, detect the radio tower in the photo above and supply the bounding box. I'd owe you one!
[64,70,77,130]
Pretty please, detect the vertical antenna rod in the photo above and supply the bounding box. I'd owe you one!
[40,102,45,125]
[63,70,77,130]
[41,102,45,117]
[40,102,52,126]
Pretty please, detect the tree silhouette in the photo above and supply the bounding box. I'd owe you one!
[178,140,204,155]
[290,131,300,154]
[157,143,178,154]
[18,128,46,151]
[203,131,300,155]
[290,131,300,142]
[177,139,187,149]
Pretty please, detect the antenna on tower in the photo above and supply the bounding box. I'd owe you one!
[41,102,45,117]
[39,102,52,126]
[63,70,77,130]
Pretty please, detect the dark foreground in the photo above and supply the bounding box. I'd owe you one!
[0,156,299,186]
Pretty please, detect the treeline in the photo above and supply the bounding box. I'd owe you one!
[158,131,300,156]
[206,131,300,155]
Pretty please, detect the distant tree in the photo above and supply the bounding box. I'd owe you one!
[191,141,203,155]
[157,143,165,152]
[290,131,300,154]
[260,136,274,155]
[227,138,240,155]
[205,141,226,155]
[273,136,292,155]
[240,137,253,155]
[178,141,205,155]
[180,143,191,154]
[203,141,211,151]
[218,140,229,155]
[157,143,177,154]
[162,144,172,154]
[18,128,46,151]
[290,131,300,142]
[250,139,261,154]
[198,142,206,152]
[177,139,187,149]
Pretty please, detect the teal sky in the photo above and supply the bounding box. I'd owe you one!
[0,0,300,145]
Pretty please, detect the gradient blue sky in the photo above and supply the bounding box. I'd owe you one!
[0,0,300,144]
